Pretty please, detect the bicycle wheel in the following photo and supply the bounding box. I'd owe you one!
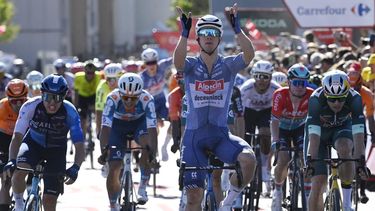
[351,180,359,211]
[121,171,133,211]
[245,163,261,211]
[203,191,216,211]
[330,189,341,211]
[290,170,300,210]
[24,194,42,211]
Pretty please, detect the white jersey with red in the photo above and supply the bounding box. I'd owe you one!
[271,87,314,130]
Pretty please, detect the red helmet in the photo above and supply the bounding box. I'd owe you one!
[70,62,85,74]
[6,79,28,98]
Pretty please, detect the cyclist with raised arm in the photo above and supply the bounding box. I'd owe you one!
[26,70,44,97]
[140,48,173,161]
[240,60,281,196]
[270,64,313,211]
[73,60,102,149]
[2,74,85,211]
[53,59,75,102]
[0,79,28,210]
[174,4,257,211]
[305,70,369,211]
[99,73,157,210]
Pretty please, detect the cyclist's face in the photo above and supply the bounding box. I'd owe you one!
[42,92,64,114]
[254,74,271,91]
[120,93,139,108]
[106,77,118,90]
[145,61,157,77]
[327,98,345,113]
[289,79,307,97]
[199,36,220,53]
[85,69,95,81]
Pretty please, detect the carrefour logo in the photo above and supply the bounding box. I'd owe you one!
[351,3,371,16]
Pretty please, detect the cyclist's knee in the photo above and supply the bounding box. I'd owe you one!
[186,188,204,204]
[277,152,290,166]
[335,138,353,157]
[237,152,256,172]
[42,194,57,208]
[212,170,222,187]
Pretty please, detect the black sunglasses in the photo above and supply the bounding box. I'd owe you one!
[326,96,346,103]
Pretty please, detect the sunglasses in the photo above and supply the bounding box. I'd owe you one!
[254,74,271,80]
[326,96,346,103]
[9,98,27,105]
[290,79,308,87]
[42,93,64,103]
[197,28,221,37]
[120,94,139,102]
[145,61,157,66]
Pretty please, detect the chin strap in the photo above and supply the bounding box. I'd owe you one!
[197,37,221,56]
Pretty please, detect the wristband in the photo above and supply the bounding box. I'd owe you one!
[230,13,242,34]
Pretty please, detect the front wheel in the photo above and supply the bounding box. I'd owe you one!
[24,194,42,211]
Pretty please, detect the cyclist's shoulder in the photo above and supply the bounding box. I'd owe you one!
[62,100,79,114]
[97,79,108,90]
[360,86,373,97]
[270,80,281,90]
[310,87,324,98]
[139,90,154,102]
[74,71,85,78]
[240,78,255,90]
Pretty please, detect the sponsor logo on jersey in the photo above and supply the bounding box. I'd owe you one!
[195,79,224,94]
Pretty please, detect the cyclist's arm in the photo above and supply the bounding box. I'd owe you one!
[351,94,366,159]
[144,96,158,157]
[66,102,85,166]
[236,31,255,65]
[99,126,111,152]
[306,97,322,159]
[173,36,188,70]
[270,117,280,143]
[271,89,283,142]
[100,94,116,151]
[8,132,23,161]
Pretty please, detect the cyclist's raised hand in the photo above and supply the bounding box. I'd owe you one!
[176,7,192,38]
[228,3,241,34]
[65,163,80,185]
[2,159,16,180]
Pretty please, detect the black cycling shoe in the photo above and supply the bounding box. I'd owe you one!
[360,193,369,204]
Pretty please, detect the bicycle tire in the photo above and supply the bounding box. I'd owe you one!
[124,171,132,210]
[290,169,299,210]
[331,189,341,211]
[24,194,42,211]
[204,191,216,211]
[299,169,306,211]
[351,180,359,211]
[245,163,261,211]
[153,171,157,197]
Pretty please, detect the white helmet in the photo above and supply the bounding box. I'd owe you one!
[322,70,350,97]
[104,63,122,78]
[141,48,158,62]
[195,14,223,37]
[118,73,143,96]
[26,70,44,85]
[272,72,288,86]
[0,62,6,73]
[252,60,273,75]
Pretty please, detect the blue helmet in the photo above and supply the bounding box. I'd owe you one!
[41,74,68,95]
[287,64,310,80]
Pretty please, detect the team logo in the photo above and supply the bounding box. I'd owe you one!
[195,79,224,94]
[351,3,371,16]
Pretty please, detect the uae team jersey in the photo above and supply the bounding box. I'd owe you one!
[240,79,281,111]
[101,89,157,129]
[182,54,247,130]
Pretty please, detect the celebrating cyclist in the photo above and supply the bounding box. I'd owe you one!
[26,70,44,97]
[3,74,85,211]
[0,79,28,210]
[270,64,313,211]
[174,4,257,210]
[305,70,368,211]
[99,73,157,210]
[240,60,281,196]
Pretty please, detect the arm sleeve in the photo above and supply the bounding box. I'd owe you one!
[351,94,366,126]
[271,89,283,119]
[66,103,84,143]
[144,98,157,128]
[14,101,36,135]
[101,96,116,128]
[306,96,321,131]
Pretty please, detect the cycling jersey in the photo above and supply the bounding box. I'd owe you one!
[240,79,281,111]
[95,80,111,111]
[168,86,184,121]
[358,85,374,117]
[0,98,19,135]
[101,89,157,129]
[141,57,173,99]
[74,71,101,97]
[306,87,365,129]
[234,74,247,87]
[14,97,84,148]
[272,87,314,130]
[182,54,247,130]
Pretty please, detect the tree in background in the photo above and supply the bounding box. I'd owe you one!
[167,0,209,30]
[0,0,19,43]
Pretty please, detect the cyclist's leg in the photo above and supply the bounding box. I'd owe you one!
[77,95,89,137]
[307,132,329,211]
[243,108,256,145]
[12,139,42,209]
[333,125,354,209]
[0,133,12,209]
[181,128,208,211]
[155,96,170,161]
[257,108,272,194]
[43,146,66,210]
[106,119,128,208]
[214,127,256,208]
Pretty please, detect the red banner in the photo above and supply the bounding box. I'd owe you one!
[312,28,353,46]
[152,31,200,55]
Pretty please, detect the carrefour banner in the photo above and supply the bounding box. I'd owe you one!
[283,0,374,28]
